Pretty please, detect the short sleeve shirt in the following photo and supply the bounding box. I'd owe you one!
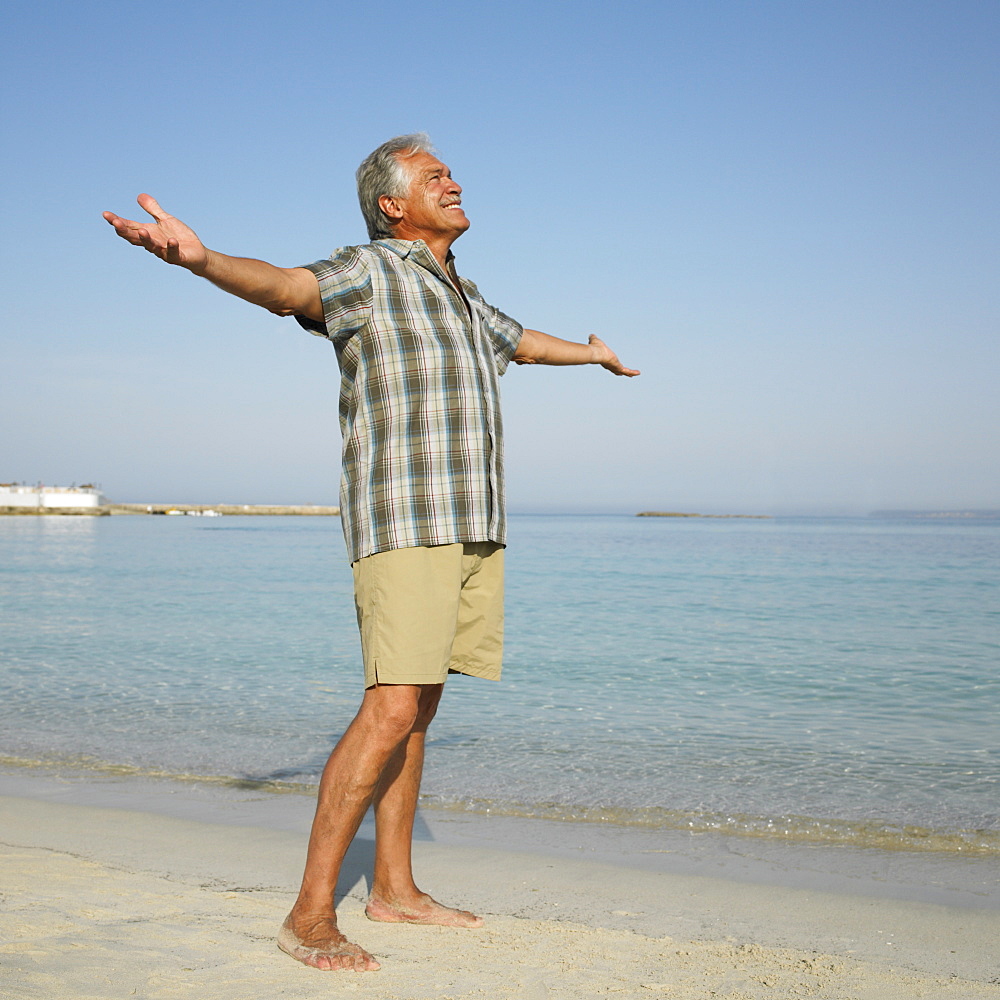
[296,239,523,564]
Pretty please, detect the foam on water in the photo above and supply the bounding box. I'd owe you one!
[2,751,996,857]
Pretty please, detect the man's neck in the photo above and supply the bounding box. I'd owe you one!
[389,226,460,268]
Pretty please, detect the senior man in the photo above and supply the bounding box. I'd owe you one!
[104,133,639,972]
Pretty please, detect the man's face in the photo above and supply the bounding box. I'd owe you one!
[392,151,470,241]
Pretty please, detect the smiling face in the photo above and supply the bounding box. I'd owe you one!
[379,150,470,249]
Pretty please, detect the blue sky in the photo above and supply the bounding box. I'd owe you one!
[3,0,998,514]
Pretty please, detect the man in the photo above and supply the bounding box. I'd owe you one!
[103,133,639,972]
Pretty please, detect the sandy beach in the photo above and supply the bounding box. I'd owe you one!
[1,771,997,999]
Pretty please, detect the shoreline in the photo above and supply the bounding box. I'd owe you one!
[2,752,996,863]
[106,502,341,515]
[3,763,999,908]
[0,503,340,516]
[1,770,998,997]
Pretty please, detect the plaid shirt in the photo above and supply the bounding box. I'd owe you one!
[296,239,523,564]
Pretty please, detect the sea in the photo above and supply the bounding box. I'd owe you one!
[1,512,997,859]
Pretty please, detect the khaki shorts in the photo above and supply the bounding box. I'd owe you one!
[352,541,504,688]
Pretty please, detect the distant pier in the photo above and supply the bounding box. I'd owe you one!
[1,485,339,517]
[107,503,340,516]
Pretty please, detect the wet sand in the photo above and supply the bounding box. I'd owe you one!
[1,771,997,998]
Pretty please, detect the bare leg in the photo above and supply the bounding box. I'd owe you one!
[280,684,423,971]
[365,685,484,928]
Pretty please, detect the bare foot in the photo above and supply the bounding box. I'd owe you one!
[365,891,484,928]
[277,913,380,971]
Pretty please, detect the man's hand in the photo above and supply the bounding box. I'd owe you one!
[513,328,641,375]
[103,194,209,273]
[588,334,641,377]
[103,194,324,321]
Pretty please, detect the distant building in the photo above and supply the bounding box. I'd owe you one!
[0,484,107,509]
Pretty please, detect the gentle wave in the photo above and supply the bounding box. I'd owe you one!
[5,753,996,857]
[420,796,1000,856]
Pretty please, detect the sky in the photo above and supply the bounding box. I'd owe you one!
[2,0,998,515]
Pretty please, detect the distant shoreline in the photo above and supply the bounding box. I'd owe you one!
[0,503,340,517]
[109,503,340,516]
[5,505,996,520]
[0,506,109,516]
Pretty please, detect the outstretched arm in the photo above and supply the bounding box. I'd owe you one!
[513,329,640,377]
[103,194,324,323]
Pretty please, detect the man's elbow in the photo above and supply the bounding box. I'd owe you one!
[513,329,543,365]
[269,269,323,322]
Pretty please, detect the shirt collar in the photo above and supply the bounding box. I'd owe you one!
[374,239,456,272]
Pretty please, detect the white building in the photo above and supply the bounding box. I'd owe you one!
[0,484,107,509]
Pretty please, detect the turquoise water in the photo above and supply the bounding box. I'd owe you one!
[1,513,997,853]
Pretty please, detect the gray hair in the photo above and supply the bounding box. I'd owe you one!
[356,133,436,240]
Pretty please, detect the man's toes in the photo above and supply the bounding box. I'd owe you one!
[342,952,379,972]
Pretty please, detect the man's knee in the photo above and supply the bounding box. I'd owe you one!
[362,684,423,740]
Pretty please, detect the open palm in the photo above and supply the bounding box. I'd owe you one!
[102,194,208,270]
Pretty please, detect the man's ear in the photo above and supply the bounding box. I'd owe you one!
[378,194,404,223]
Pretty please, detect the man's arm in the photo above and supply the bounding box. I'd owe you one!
[513,328,640,377]
[102,194,324,323]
